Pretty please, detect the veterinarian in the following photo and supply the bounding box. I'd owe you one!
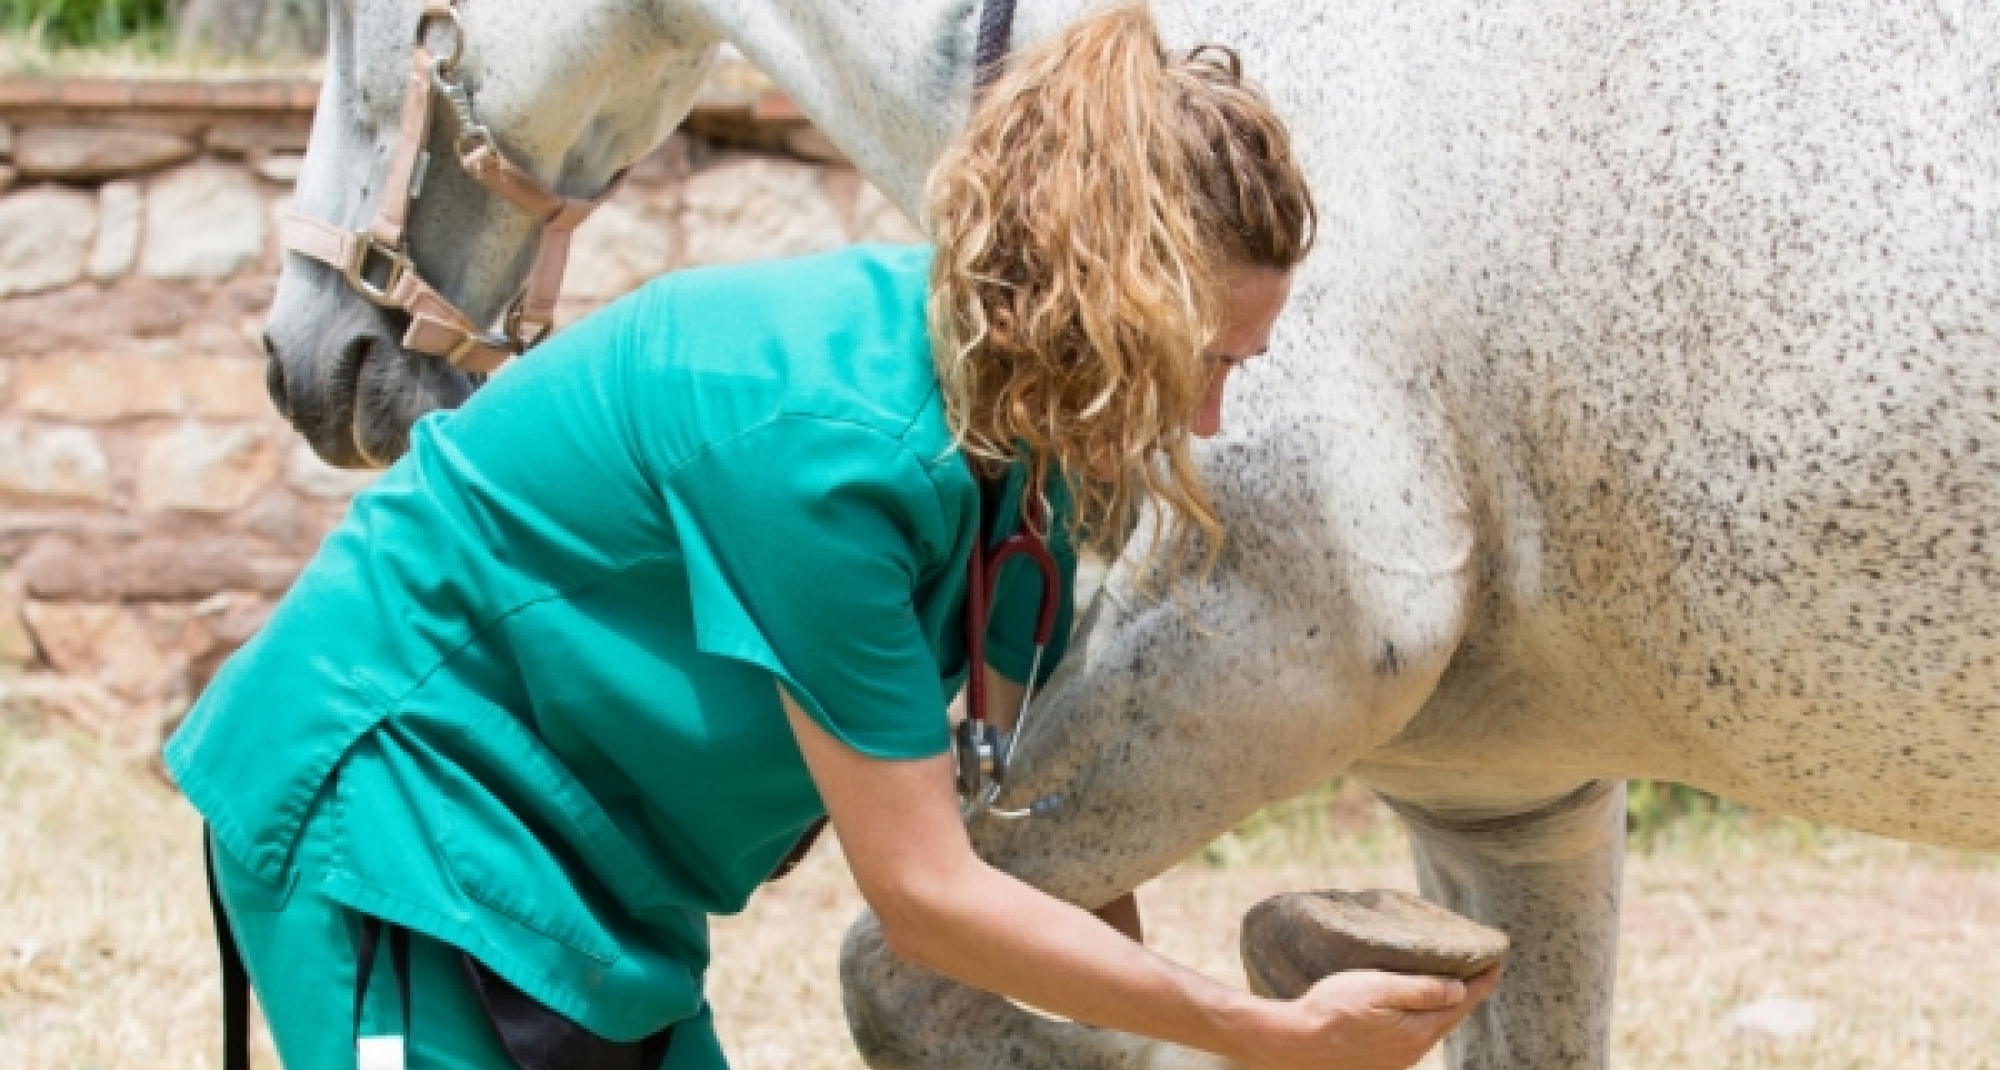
[168,7,1497,1069]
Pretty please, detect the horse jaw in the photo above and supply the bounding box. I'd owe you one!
[267,0,717,468]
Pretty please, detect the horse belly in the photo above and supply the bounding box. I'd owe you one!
[1370,0,2000,850]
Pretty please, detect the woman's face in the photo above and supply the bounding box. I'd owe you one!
[1192,266,1294,438]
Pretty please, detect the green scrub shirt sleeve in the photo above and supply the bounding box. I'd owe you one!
[663,416,954,761]
[982,475,1079,688]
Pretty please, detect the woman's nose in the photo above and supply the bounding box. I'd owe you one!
[1191,364,1230,439]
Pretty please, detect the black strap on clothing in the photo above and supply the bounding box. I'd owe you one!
[204,833,253,1070]
[203,826,674,1070]
[765,816,828,882]
[352,915,414,1049]
[973,0,1018,93]
[460,955,675,1070]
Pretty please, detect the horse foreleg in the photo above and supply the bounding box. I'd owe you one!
[840,555,1471,1067]
[840,915,1229,1070]
[1365,778,1627,1070]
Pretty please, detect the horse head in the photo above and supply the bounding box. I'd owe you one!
[269,0,719,466]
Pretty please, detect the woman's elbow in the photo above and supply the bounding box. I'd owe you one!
[876,913,937,967]
[862,861,976,968]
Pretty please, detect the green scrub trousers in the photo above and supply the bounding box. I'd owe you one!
[209,821,725,1070]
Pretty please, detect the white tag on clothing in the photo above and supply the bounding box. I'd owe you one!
[357,1035,406,1070]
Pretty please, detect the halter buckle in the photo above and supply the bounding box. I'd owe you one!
[344,234,412,307]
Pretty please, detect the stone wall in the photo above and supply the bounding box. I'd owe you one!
[0,75,921,750]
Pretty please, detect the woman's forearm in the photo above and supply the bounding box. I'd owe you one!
[874,852,1272,1066]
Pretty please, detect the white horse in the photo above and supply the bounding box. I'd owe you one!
[267,1,2000,1066]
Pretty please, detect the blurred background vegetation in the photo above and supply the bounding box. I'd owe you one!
[1,0,323,67]
[1,0,171,50]
[1209,778,1752,870]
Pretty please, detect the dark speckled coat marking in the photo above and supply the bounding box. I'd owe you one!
[275,1,2000,1066]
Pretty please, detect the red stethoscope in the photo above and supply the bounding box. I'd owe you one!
[954,484,1064,820]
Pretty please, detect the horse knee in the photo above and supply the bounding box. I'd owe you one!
[1385,779,1626,869]
[1375,782,1624,1070]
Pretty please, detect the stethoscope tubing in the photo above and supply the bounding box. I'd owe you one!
[959,487,1061,819]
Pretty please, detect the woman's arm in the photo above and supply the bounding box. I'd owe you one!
[980,665,1144,942]
[781,688,1500,1070]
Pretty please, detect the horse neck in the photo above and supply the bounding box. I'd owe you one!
[681,0,1093,218]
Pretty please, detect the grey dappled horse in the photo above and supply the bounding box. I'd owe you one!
[268,1,2000,1066]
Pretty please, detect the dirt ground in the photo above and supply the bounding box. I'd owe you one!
[2,723,1995,1070]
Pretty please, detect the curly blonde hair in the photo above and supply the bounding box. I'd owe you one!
[927,2,1315,581]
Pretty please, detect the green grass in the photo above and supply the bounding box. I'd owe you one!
[0,1,326,75]
[0,27,321,75]
[0,0,168,50]
[1625,779,1747,849]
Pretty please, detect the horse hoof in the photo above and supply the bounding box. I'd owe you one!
[1239,889,1509,997]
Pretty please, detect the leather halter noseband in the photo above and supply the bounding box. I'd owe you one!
[281,0,614,374]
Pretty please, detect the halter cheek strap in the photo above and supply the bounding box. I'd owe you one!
[280,0,616,374]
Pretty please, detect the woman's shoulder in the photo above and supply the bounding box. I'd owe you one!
[633,244,933,324]
[621,245,953,453]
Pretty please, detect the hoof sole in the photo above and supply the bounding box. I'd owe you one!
[1240,889,1509,997]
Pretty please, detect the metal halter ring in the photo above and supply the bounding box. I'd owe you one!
[343,234,412,306]
[415,3,466,77]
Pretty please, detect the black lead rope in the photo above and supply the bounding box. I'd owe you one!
[204,828,413,1070]
[204,834,253,1070]
[973,0,1018,92]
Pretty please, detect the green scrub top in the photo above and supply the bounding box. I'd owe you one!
[165,245,1077,1043]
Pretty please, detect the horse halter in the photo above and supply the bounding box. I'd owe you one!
[280,0,616,374]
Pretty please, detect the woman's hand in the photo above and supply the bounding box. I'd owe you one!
[1240,967,1503,1070]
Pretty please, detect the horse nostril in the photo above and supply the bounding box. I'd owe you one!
[263,334,293,419]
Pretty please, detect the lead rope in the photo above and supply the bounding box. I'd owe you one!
[973,0,1017,92]
[206,830,415,1070]
[204,833,252,1070]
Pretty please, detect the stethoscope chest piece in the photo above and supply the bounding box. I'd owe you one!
[954,717,1006,808]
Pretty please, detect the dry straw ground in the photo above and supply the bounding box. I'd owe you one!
[2,721,1995,1070]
